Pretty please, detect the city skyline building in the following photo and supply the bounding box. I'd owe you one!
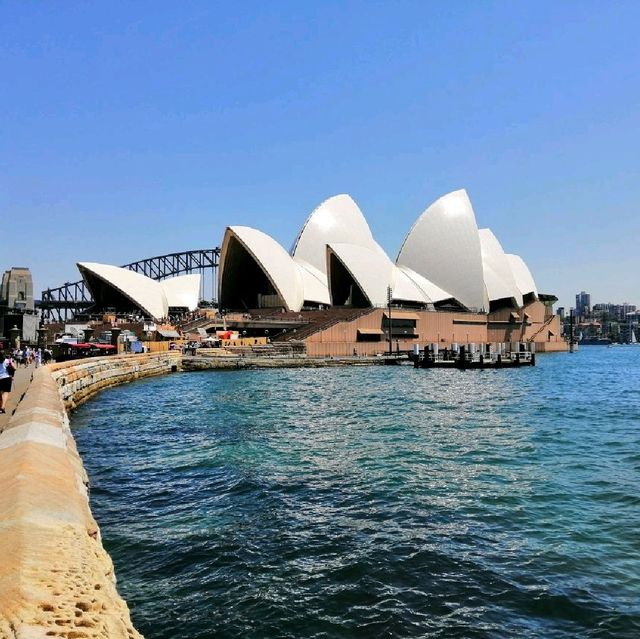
[565,291,639,343]
[1,267,34,311]
[576,291,591,319]
[0,267,37,344]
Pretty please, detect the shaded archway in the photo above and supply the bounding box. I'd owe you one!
[219,236,283,310]
[327,252,370,307]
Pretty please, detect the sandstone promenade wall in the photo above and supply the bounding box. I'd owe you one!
[49,351,182,411]
[182,354,385,371]
[0,352,180,639]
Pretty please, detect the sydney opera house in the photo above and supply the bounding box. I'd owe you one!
[69,189,564,356]
[216,189,564,355]
[76,263,201,319]
[220,189,535,313]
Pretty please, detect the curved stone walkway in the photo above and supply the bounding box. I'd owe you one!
[0,364,34,432]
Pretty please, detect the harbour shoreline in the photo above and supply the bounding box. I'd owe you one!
[0,347,562,637]
[0,351,392,638]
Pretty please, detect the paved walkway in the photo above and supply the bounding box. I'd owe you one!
[0,364,35,431]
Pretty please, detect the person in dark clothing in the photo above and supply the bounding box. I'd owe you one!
[0,351,16,414]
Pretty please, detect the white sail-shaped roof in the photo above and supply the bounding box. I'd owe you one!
[506,254,538,298]
[327,243,392,306]
[291,194,381,276]
[397,189,488,312]
[77,262,168,320]
[215,189,542,314]
[219,226,304,312]
[482,263,518,306]
[328,243,430,307]
[397,265,457,305]
[391,267,433,305]
[161,273,201,311]
[479,229,523,307]
[294,258,331,305]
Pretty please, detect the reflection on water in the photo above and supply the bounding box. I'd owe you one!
[73,347,640,638]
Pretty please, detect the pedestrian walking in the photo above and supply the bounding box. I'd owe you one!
[0,351,16,414]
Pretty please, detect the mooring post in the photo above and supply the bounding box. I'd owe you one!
[569,308,576,353]
[387,285,392,356]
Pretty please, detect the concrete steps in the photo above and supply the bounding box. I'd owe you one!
[273,307,374,342]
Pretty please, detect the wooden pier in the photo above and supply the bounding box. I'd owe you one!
[413,343,535,370]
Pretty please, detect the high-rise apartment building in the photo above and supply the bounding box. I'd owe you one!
[576,291,591,319]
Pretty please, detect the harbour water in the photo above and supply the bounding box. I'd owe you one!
[72,347,640,638]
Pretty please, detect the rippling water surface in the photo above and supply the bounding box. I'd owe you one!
[72,347,640,638]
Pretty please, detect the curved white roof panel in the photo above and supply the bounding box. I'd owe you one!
[220,226,304,312]
[291,194,380,275]
[479,229,523,307]
[328,243,392,306]
[483,263,518,306]
[391,267,431,305]
[397,265,456,305]
[506,254,538,298]
[77,262,168,320]
[397,189,488,312]
[162,273,201,311]
[328,243,430,307]
[294,258,331,305]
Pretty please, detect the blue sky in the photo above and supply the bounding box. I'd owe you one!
[2,1,639,309]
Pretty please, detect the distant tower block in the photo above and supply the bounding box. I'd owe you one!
[575,291,591,319]
[1,267,34,311]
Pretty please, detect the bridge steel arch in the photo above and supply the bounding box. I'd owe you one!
[40,248,220,323]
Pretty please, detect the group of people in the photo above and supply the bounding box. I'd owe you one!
[10,346,52,368]
[0,347,53,415]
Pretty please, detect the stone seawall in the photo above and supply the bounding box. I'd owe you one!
[0,352,180,639]
[182,354,386,371]
[50,351,182,411]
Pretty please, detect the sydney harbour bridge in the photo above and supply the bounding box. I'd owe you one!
[39,248,220,323]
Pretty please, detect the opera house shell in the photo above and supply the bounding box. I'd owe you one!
[218,189,538,315]
[77,262,201,321]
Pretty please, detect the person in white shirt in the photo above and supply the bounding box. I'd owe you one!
[0,351,16,414]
